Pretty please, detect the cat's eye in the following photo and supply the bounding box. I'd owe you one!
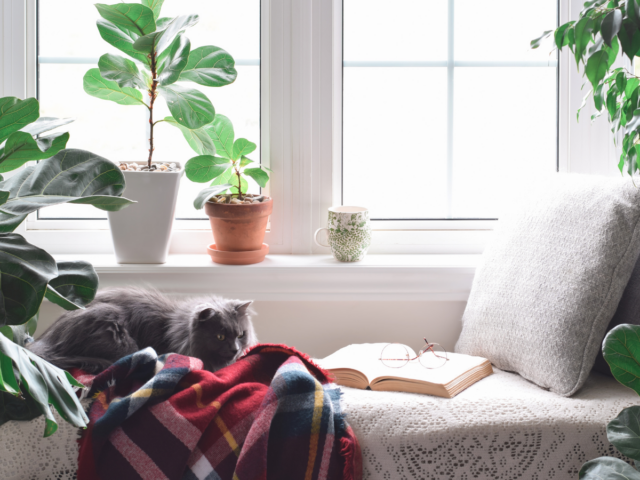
[238,331,245,339]
[217,334,225,341]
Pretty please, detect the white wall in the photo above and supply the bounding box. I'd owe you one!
[36,298,467,359]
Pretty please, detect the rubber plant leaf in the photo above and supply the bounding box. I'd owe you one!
[164,116,215,155]
[603,324,640,395]
[44,261,99,311]
[157,84,215,129]
[185,155,231,183]
[0,148,135,216]
[83,68,146,106]
[193,184,234,210]
[203,114,234,160]
[579,456,640,479]
[178,46,238,87]
[0,97,39,145]
[0,131,69,173]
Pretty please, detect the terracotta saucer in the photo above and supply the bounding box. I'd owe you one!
[207,243,269,265]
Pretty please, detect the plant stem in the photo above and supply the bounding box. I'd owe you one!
[147,51,159,169]
[235,166,243,198]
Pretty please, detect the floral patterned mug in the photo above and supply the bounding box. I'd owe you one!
[314,206,372,262]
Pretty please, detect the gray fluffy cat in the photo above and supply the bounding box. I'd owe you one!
[28,288,257,373]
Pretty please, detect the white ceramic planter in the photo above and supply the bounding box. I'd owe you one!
[108,162,183,264]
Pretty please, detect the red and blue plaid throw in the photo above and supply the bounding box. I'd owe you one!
[76,344,362,480]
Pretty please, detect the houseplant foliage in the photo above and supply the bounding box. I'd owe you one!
[0,96,134,436]
[84,1,238,167]
[579,324,640,478]
[185,114,271,208]
[532,0,640,175]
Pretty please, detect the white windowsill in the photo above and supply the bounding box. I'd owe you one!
[54,254,480,301]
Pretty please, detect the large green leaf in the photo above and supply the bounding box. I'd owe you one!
[95,3,156,36]
[96,19,149,65]
[84,68,146,106]
[0,233,57,327]
[618,22,640,60]
[0,132,69,174]
[19,117,74,137]
[244,167,269,188]
[232,138,256,160]
[0,98,39,145]
[193,184,233,210]
[607,406,640,460]
[210,166,233,194]
[178,46,237,87]
[204,114,234,159]
[574,17,593,66]
[603,324,640,395]
[0,149,134,216]
[586,50,610,89]
[0,314,38,347]
[630,0,640,29]
[157,34,190,86]
[0,333,87,437]
[158,84,215,129]
[602,10,623,48]
[579,456,640,479]
[133,14,199,55]
[98,53,147,89]
[0,213,27,234]
[44,261,98,311]
[142,0,165,20]
[555,23,574,50]
[164,116,215,155]
[185,155,231,183]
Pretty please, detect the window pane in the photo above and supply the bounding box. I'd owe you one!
[37,0,260,221]
[343,0,557,220]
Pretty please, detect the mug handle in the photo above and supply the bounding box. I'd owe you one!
[314,227,330,247]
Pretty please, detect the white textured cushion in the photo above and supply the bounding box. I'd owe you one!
[455,173,640,396]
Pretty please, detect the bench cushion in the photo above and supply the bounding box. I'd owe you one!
[342,369,636,480]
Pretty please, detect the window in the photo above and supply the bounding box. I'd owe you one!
[35,0,260,222]
[342,0,558,220]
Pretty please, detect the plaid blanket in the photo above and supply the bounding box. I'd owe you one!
[75,344,361,480]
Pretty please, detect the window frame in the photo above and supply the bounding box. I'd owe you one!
[1,0,621,256]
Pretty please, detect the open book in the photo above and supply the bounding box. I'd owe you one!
[317,343,493,398]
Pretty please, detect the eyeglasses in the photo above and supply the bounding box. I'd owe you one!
[379,338,449,369]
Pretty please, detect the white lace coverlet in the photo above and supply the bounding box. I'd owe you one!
[341,369,638,480]
[0,369,637,480]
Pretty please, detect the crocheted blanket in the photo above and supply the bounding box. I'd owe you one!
[75,344,361,480]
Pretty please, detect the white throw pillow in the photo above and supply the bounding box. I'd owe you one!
[455,173,640,396]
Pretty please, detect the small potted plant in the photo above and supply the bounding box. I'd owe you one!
[84,1,237,263]
[186,114,272,265]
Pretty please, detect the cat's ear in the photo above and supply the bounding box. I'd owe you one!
[197,307,216,322]
[235,301,253,316]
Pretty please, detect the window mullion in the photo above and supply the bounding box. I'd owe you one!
[446,0,455,220]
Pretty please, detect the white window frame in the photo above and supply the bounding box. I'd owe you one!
[0,0,621,256]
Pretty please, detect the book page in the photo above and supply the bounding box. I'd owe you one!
[319,343,487,386]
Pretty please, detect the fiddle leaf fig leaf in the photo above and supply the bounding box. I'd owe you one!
[44,261,99,310]
[157,34,190,86]
[132,14,198,55]
[232,138,256,160]
[164,116,215,155]
[185,155,230,183]
[142,0,165,20]
[19,117,74,137]
[178,46,238,87]
[193,184,233,209]
[98,53,147,89]
[158,84,215,129]
[0,148,135,216]
[603,324,640,395]
[239,156,254,168]
[96,19,149,65]
[0,212,27,234]
[204,114,234,159]
[0,131,69,173]
[244,167,269,188]
[83,68,146,106]
[95,3,156,36]
[0,97,39,145]
[606,406,640,460]
[579,457,640,479]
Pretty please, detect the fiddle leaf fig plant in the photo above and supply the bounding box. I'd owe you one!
[579,324,640,479]
[84,1,238,168]
[533,0,640,176]
[184,114,271,205]
[0,96,135,436]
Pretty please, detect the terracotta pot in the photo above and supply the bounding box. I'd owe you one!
[204,197,273,252]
